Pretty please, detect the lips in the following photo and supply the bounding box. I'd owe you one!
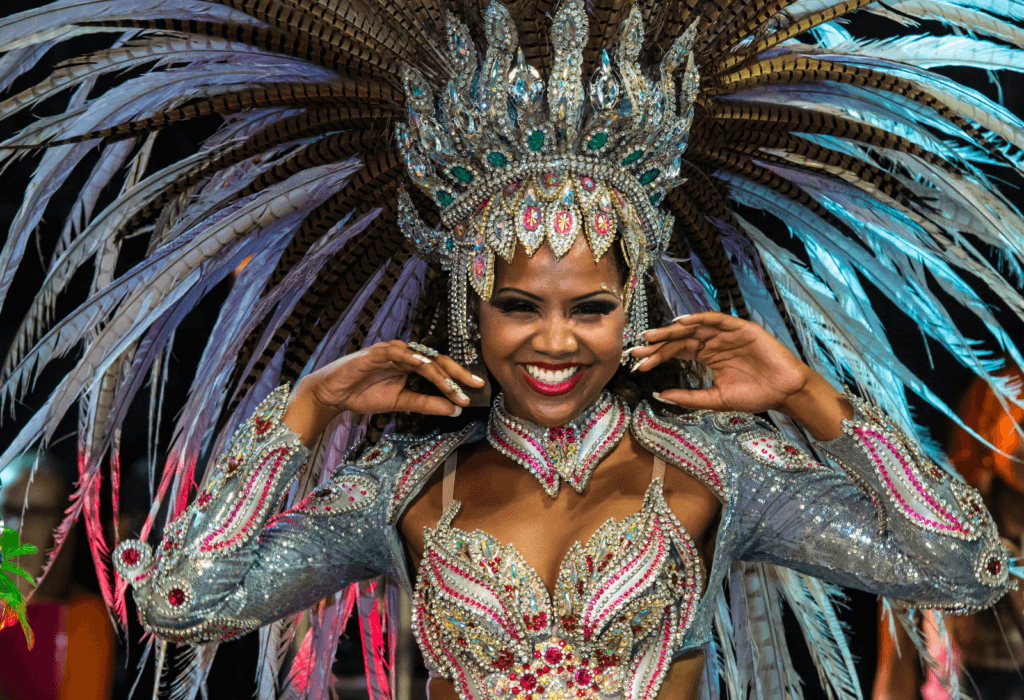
[522,363,586,396]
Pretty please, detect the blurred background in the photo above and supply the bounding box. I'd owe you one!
[0,0,1021,698]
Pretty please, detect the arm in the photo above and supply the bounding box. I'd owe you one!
[113,386,386,643]
[636,312,1015,609]
[872,602,922,700]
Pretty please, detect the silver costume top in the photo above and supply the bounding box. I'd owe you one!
[114,386,1014,697]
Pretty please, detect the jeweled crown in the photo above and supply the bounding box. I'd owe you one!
[396,1,699,301]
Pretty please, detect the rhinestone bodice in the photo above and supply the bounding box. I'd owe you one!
[413,479,704,700]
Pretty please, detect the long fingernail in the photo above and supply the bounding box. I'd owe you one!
[672,313,692,322]
[451,405,463,417]
[471,374,484,385]
[630,357,650,373]
[456,390,469,402]
[652,391,679,406]
[412,354,431,364]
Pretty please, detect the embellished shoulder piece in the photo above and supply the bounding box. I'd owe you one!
[630,402,731,503]
[386,423,480,525]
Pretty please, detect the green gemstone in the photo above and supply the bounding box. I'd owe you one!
[639,169,660,185]
[649,192,662,205]
[487,152,508,167]
[527,130,545,152]
[451,166,474,183]
[621,150,644,166]
[445,237,455,251]
[588,132,609,150]
[437,190,454,207]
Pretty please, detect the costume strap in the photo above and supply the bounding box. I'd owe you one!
[442,453,458,510]
[652,457,666,482]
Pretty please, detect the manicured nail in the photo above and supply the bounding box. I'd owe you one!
[451,405,463,417]
[412,354,431,364]
[457,391,469,402]
[652,391,679,406]
[672,313,692,322]
[630,357,650,373]
[471,374,484,385]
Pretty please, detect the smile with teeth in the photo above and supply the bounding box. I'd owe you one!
[525,364,583,385]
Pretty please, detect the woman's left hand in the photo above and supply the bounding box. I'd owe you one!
[631,312,847,434]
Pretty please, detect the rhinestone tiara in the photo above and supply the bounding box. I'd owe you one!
[395,0,700,304]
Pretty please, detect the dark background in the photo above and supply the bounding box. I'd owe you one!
[0,1,1022,697]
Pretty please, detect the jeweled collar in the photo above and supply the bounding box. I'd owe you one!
[486,392,631,498]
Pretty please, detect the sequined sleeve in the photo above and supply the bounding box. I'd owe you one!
[112,386,386,643]
[726,392,1014,613]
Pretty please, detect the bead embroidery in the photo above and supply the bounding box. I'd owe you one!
[631,403,729,502]
[487,392,630,498]
[414,479,703,700]
[737,430,824,472]
[285,473,379,517]
[387,425,476,524]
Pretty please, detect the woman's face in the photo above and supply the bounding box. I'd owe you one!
[478,236,626,427]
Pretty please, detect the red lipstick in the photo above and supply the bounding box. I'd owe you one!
[521,363,586,396]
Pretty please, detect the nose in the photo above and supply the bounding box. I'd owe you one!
[531,313,578,356]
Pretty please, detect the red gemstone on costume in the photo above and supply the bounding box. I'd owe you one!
[541,172,560,188]
[594,212,611,236]
[167,588,186,607]
[987,558,1002,575]
[554,211,574,235]
[519,673,538,691]
[503,180,521,197]
[574,669,593,686]
[729,417,742,424]
[197,493,212,507]
[523,206,540,230]
[612,189,626,207]
[784,446,800,455]
[544,648,563,664]
[474,256,486,275]
[579,175,596,191]
[475,198,490,215]
[120,548,140,566]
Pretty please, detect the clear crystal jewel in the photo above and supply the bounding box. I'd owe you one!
[508,48,544,110]
[590,50,620,111]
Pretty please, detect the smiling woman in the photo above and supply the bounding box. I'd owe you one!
[4,0,1024,698]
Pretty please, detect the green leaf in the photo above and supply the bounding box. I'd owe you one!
[6,545,38,558]
[0,575,22,600]
[1,563,34,585]
[1,527,19,553]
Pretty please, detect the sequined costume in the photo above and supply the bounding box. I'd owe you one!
[115,386,1013,699]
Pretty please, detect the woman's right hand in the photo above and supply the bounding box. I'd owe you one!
[283,341,485,445]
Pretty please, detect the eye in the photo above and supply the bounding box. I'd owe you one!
[491,298,539,315]
[573,300,618,316]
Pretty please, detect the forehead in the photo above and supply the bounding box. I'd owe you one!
[493,237,622,294]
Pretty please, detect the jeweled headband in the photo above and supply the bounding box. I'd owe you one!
[395,0,699,363]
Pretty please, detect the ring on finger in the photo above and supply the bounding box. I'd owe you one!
[409,342,439,358]
[444,377,469,402]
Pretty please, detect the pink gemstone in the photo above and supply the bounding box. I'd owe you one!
[167,588,186,607]
[120,548,141,566]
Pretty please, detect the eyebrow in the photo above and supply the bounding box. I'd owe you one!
[492,288,620,303]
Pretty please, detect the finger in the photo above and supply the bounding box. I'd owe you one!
[632,337,708,371]
[379,341,433,369]
[651,388,724,411]
[414,361,472,405]
[642,322,718,345]
[434,354,486,388]
[393,391,464,417]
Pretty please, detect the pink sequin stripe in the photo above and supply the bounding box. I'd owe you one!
[855,428,969,535]
[639,411,723,492]
[573,404,627,486]
[673,536,701,631]
[489,427,556,489]
[583,516,668,635]
[428,550,521,641]
[442,644,476,700]
[389,435,461,522]
[635,605,675,700]
[200,446,288,553]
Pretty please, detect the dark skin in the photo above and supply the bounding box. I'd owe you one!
[283,238,852,699]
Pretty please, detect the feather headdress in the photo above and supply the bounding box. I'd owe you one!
[1,0,1024,697]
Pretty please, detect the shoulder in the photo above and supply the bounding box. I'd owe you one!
[630,402,825,503]
[337,422,484,527]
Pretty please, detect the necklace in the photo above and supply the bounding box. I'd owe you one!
[487,392,631,497]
